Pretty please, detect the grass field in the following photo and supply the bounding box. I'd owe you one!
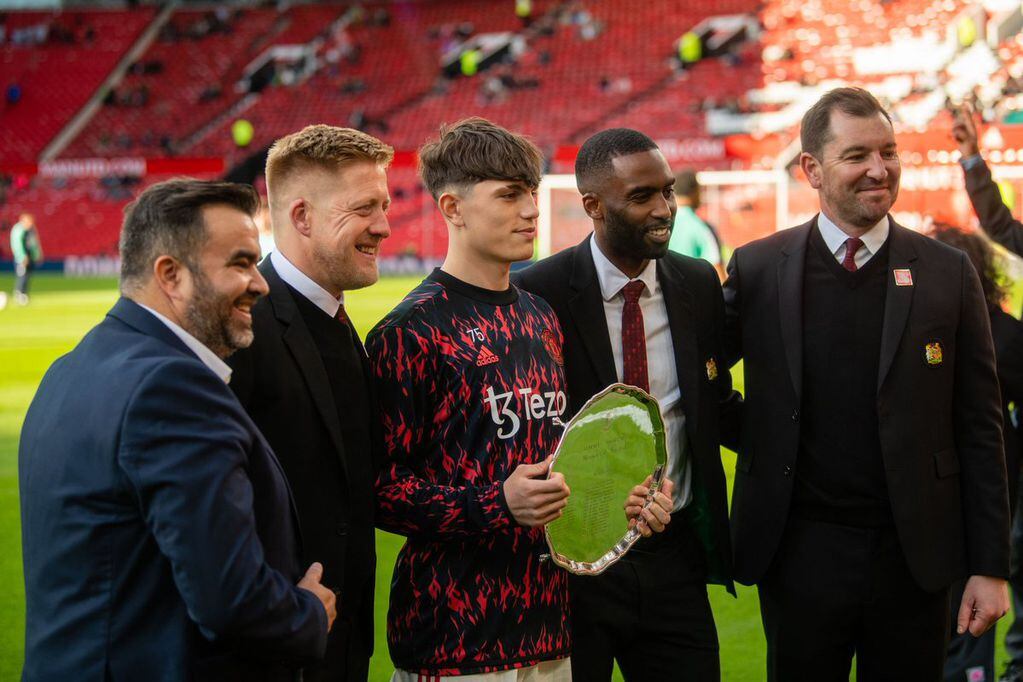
[0,273,1013,681]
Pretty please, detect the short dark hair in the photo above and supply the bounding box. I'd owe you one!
[418,117,543,199]
[931,223,1009,310]
[674,168,699,198]
[800,87,892,159]
[119,178,259,293]
[575,128,659,193]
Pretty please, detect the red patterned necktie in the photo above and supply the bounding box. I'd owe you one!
[336,303,350,326]
[621,280,649,393]
[842,237,863,272]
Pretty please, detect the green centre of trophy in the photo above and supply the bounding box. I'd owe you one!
[545,384,667,575]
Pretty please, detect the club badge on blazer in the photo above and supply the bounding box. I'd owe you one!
[706,357,718,381]
[924,341,943,367]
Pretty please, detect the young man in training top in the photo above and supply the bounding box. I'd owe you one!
[366,117,674,681]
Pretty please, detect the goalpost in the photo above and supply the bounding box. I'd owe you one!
[537,170,793,259]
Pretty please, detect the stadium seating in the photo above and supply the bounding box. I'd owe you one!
[62,8,281,158]
[7,0,1023,260]
[0,8,154,164]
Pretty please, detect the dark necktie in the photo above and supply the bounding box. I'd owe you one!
[842,237,864,272]
[621,280,649,393]
[336,302,350,326]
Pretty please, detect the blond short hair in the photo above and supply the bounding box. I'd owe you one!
[265,125,394,209]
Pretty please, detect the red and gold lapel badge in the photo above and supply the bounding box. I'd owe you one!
[706,357,718,381]
[924,341,943,366]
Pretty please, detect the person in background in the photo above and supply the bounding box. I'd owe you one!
[932,224,1023,682]
[952,107,1023,682]
[667,170,724,280]
[10,212,42,305]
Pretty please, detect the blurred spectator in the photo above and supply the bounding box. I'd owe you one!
[668,169,724,279]
[10,213,42,306]
[6,83,21,105]
[932,224,1023,682]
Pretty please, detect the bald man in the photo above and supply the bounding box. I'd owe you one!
[226,125,393,682]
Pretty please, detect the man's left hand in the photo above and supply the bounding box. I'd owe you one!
[957,574,1009,637]
[624,476,674,537]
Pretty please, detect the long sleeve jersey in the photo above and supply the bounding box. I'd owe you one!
[366,269,570,676]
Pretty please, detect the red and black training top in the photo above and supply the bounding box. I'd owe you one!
[365,268,571,676]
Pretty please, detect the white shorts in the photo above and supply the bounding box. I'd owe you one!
[391,657,572,682]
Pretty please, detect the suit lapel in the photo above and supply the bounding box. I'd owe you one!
[658,258,699,430]
[877,220,918,391]
[262,261,351,483]
[776,221,813,403]
[568,236,618,389]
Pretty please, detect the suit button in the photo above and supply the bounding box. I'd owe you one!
[791,410,799,422]
[336,523,349,537]
[783,465,792,476]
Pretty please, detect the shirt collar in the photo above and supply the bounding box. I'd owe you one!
[589,234,660,302]
[817,211,890,257]
[271,250,343,317]
[137,303,233,384]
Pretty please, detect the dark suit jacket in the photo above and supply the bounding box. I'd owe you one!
[991,308,1023,508]
[515,235,740,591]
[19,297,326,682]
[723,217,1010,590]
[227,259,379,680]
[963,158,1023,255]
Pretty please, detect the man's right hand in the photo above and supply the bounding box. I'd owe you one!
[952,103,981,158]
[503,455,570,527]
[297,562,337,632]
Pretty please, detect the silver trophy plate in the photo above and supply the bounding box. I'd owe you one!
[544,383,667,576]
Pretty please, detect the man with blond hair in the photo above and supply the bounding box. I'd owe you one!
[227,124,393,681]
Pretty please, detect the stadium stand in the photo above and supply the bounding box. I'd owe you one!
[6,0,1023,262]
[0,8,155,164]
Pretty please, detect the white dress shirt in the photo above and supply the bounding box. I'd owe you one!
[817,212,890,269]
[137,304,233,384]
[270,250,343,317]
[589,236,692,511]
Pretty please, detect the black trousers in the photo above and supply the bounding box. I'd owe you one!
[568,514,719,681]
[759,516,950,682]
[301,613,370,682]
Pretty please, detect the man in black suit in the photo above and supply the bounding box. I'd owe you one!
[227,125,393,682]
[515,128,741,681]
[20,179,335,680]
[724,87,1010,680]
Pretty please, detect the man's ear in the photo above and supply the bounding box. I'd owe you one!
[438,191,464,227]
[800,152,823,190]
[581,192,603,221]
[152,254,190,302]
[288,197,313,238]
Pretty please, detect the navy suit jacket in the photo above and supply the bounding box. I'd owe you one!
[19,297,327,681]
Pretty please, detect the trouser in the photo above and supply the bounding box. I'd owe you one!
[15,259,31,296]
[567,513,719,682]
[759,516,949,682]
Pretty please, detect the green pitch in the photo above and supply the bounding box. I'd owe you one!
[0,273,1012,681]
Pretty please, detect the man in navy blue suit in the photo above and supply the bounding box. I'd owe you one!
[19,179,336,681]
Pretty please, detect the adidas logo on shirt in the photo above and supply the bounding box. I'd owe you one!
[476,346,499,367]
